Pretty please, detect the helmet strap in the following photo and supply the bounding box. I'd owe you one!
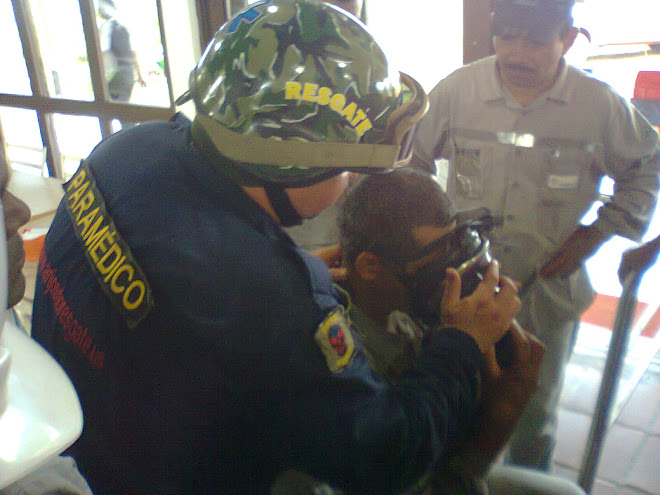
[263,183,303,227]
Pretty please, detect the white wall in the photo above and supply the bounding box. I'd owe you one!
[367,0,463,92]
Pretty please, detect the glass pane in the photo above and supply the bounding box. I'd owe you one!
[369,0,463,92]
[0,0,32,95]
[161,0,201,115]
[52,114,102,180]
[0,107,45,176]
[96,0,170,107]
[567,0,660,101]
[28,0,94,100]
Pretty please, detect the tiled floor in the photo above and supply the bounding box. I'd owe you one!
[552,313,660,494]
[552,194,660,495]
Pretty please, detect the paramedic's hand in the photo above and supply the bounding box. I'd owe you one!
[311,244,347,282]
[441,260,521,353]
[540,225,610,278]
[453,320,545,476]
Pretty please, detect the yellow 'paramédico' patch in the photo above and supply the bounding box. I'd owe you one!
[63,161,154,328]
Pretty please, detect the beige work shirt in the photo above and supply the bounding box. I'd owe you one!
[414,56,660,289]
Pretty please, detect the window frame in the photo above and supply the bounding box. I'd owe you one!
[0,0,179,178]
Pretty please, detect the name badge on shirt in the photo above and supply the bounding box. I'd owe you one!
[315,307,356,373]
[547,174,579,189]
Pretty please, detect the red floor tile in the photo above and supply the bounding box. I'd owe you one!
[581,295,660,338]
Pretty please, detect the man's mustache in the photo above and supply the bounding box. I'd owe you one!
[503,63,535,73]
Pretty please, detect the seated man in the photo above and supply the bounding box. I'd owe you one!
[334,168,586,495]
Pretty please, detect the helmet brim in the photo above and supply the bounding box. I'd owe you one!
[192,71,428,182]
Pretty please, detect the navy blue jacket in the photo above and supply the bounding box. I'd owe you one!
[32,114,482,494]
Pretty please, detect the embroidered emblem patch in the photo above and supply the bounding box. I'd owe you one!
[63,161,154,328]
[315,307,356,373]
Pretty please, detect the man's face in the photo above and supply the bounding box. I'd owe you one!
[287,172,352,219]
[493,29,572,90]
[384,223,456,318]
[0,151,31,308]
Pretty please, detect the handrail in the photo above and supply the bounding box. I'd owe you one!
[577,239,660,492]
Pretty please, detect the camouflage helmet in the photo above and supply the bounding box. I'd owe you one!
[179,0,428,187]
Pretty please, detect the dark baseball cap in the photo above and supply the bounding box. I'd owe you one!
[491,0,575,44]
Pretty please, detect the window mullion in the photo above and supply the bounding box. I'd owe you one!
[156,0,176,110]
[0,93,174,122]
[11,0,63,177]
[195,0,229,49]
[78,0,114,139]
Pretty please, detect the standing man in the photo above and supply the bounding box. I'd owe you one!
[97,0,146,105]
[30,1,521,494]
[412,0,660,470]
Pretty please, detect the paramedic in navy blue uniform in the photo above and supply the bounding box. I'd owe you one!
[31,2,524,493]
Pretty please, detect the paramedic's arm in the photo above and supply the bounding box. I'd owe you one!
[279,262,519,494]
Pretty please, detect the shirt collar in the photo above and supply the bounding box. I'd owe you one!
[483,56,505,104]
[545,58,570,104]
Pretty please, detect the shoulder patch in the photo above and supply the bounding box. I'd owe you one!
[315,307,356,373]
[63,161,154,328]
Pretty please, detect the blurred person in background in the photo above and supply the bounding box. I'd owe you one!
[97,0,146,106]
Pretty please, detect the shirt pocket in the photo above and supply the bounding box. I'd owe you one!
[450,136,498,202]
[536,146,601,243]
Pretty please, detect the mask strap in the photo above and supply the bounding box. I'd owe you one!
[263,183,303,227]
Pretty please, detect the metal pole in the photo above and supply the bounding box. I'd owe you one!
[577,272,643,492]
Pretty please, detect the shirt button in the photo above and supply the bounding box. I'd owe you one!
[506,214,515,222]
